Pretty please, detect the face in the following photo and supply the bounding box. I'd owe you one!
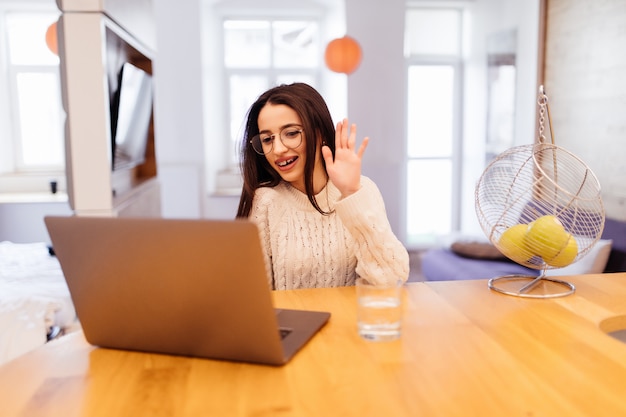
[257,103,325,193]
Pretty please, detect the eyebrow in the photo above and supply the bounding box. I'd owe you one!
[258,123,302,135]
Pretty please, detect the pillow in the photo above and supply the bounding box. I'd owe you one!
[545,239,613,276]
[450,240,507,260]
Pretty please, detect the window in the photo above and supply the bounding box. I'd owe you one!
[0,7,64,185]
[405,7,463,246]
[223,18,320,165]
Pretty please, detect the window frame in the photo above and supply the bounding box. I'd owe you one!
[404,5,465,247]
[0,2,64,194]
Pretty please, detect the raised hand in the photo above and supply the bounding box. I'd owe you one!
[321,118,369,198]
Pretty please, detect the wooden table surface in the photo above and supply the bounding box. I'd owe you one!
[1,273,626,417]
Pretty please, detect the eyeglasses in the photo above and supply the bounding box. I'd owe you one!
[250,126,303,155]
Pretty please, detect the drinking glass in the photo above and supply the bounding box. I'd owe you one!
[356,277,403,341]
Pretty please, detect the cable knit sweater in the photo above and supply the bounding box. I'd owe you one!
[249,176,410,290]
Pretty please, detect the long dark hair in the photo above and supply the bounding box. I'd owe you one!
[236,83,336,218]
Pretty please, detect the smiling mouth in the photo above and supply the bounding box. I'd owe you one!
[277,157,298,167]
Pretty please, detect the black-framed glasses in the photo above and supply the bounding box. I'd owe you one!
[250,126,303,155]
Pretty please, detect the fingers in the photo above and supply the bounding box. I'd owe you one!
[335,119,348,149]
[348,123,357,149]
[335,118,359,149]
[321,144,334,165]
[357,137,369,159]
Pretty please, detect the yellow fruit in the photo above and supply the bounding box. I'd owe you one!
[547,235,578,267]
[525,215,570,262]
[497,224,534,264]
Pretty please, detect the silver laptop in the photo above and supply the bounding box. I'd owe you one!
[44,216,330,366]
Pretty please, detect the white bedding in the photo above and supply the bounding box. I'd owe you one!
[0,241,75,365]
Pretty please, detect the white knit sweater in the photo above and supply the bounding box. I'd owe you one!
[249,176,410,290]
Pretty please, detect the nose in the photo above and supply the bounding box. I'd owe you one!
[272,137,289,154]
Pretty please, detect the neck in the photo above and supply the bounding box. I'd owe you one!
[290,171,327,195]
[290,157,328,194]
[313,166,329,194]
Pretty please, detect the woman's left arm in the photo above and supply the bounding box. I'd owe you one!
[334,177,410,286]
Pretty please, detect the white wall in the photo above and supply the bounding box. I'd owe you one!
[544,0,626,221]
[345,0,407,240]
[153,0,206,219]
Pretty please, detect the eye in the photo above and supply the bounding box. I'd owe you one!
[284,129,301,139]
[260,135,274,145]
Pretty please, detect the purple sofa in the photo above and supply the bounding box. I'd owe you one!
[422,217,626,281]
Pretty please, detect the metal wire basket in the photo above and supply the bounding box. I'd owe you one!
[474,87,605,298]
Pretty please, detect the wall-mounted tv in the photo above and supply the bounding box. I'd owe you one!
[110,62,153,171]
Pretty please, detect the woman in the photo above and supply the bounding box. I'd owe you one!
[237,83,409,290]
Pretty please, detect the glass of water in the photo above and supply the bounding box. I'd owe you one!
[356,277,403,341]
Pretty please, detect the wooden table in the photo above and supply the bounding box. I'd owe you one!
[1,273,626,417]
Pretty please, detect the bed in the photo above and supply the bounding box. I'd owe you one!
[0,241,76,365]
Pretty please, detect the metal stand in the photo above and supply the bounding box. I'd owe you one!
[488,272,575,298]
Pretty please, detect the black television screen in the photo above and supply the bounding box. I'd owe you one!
[111,62,153,171]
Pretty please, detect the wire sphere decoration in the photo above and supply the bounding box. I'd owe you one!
[474,87,605,298]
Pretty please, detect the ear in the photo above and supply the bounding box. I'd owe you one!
[318,132,327,147]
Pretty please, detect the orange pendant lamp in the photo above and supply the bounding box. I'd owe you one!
[324,36,362,75]
[45,21,58,56]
